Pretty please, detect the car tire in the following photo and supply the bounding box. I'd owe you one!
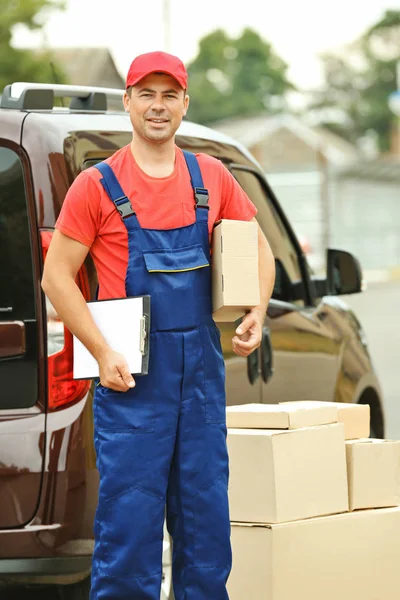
[56,576,91,600]
[369,423,377,439]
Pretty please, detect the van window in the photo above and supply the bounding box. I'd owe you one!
[231,167,304,305]
[0,148,35,320]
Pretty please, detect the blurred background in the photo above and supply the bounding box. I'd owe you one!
[1,0,399,434]
[3,0,400,278]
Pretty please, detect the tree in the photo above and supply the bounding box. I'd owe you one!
[364,10,400,62]
[308,10,400,152]
[0,0,66,94]
[186,28,294,125]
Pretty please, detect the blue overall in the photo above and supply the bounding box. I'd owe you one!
[90,152,232,600]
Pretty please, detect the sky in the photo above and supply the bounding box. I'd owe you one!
[12,0,400,90]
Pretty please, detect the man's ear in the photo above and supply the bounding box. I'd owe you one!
[183,94,189,116]
[122,91,130,113]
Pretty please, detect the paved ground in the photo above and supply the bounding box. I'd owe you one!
[343,280,400,439]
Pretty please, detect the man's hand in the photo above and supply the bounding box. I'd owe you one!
[232,308,264,357]
[97,348,136,391]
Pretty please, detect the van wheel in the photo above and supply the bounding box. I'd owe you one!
[358,390,384,438]
[56,577,91,599]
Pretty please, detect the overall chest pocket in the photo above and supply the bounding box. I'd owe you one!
[142,244,209,273]
[142,244,211,331]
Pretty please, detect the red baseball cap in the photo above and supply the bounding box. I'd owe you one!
[126,51,188,90]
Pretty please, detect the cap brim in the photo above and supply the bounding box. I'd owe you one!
[127,69,186,90]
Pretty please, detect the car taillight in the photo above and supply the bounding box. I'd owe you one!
[41,230,92,411]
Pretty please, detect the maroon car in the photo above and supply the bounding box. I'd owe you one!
[0,83,384,599]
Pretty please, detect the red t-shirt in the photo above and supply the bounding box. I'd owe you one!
[56,144,257,299]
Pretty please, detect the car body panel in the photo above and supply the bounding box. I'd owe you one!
[262,300,341,404]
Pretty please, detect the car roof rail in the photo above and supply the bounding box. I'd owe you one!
[0,82,124,111]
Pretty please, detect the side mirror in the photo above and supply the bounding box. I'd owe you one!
[327,249,362,295]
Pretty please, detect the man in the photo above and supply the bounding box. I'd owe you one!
[42,51,275,600]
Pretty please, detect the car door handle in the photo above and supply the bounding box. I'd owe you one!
[261,326,274,383]
[247,347,260,385]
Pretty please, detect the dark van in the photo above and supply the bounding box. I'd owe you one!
[0,83,384,599]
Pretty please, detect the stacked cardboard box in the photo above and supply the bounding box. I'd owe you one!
[226,401,400,600]
[280,400,370,440]
[346,438,400,510]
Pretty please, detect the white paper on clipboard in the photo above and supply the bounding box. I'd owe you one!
[72,295,150,380]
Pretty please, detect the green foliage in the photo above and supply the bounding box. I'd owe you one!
[364,9,400,60]
[186,28,294,124]
[0,0,66,93]
[310,10,400,152]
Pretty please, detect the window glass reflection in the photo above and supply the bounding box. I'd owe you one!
[0,148,35,320]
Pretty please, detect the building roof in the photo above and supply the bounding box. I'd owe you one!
[210,113,359,166]
[338,157,400,183]
[36,47,125,89]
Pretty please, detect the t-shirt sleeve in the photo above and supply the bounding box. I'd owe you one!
[219,162,258,221]
[55,170,102,247]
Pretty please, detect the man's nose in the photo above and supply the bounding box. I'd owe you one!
[150,95,166,111]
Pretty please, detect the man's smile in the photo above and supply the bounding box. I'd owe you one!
[147,117,169,124]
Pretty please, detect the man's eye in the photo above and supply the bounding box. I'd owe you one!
[141,93,152,98]
[166,94,177,99]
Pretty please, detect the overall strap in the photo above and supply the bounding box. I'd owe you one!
[94,162,140,228]
[182,151,209,222]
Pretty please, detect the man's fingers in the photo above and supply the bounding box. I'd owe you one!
[232,337,260,356]
[97,350,136,392]
[101,371,134,391]
[232,341,246,357]
[233,346,248,357]
[232,344,254,357]
[236,315,255,336]
[117,365,136,389]
[233,311,262,357]
[233,336,255,350]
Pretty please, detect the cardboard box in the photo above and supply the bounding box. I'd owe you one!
[346,438,400,510]
[211,219,260,322]
[228,507,400,600]
[280,400,370,439]
[227,423,348,523]
[226,402,338,430]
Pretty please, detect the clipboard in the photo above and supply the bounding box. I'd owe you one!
[72,295,151,380]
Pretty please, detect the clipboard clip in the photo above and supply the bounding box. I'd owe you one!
[139,316,147,354]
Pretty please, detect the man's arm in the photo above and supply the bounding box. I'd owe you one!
[41,230,135,390]
[232,218,275,357]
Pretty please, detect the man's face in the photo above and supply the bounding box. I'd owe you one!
[123,73,189,144]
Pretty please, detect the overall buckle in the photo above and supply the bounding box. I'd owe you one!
[194,187,210,209]
[115,196,135,219]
